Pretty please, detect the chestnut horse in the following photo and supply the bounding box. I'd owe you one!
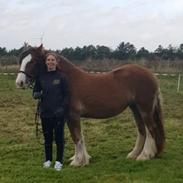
[16,45,165,166]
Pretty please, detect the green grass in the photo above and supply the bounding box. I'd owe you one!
[0,75,183,183]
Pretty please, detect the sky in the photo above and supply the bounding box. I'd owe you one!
[0,0,183,51]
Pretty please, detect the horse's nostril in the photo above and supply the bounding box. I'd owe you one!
[20,81,24,86]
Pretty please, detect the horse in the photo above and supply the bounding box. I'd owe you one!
[15,44,165,166]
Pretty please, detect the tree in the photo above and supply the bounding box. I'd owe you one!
[84,45,97,59]
[136,47,150,59]
[61,47,75,60]
[155,44,177,60]
[177,43,183,59]
[113,42,136,60]
[95,45,111,59]
[0,47,7,56]
[73,47,84,60]
[154,45,164,57]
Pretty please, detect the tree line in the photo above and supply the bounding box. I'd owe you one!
[0,42,183,61]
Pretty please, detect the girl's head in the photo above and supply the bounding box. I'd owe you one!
[45,52,58,71]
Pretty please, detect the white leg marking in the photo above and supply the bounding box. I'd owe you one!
[137,126,157,160]
[15,54,32,87]
[127,131,145,159]
[70,137,91,166]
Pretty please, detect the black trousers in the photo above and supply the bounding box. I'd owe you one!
[41,117,65,163]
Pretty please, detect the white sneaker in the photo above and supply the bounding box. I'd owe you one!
[43,160,52,168]
[54,161,63,171]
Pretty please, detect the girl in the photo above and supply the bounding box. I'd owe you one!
[33,52,69,171]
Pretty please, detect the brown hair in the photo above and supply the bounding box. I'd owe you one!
[45,52,58,60]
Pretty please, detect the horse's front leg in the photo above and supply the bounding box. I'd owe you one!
[67,113,91,166]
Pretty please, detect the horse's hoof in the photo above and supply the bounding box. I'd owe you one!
[70,160,82,167]
[136,152,151,160]
[70,157,90,167]
[127,152,138,160]
[87,154,92,159]
[69,155,75,161]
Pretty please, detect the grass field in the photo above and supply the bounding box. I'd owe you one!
[0,74,183,183]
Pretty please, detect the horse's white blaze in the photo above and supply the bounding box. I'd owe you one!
[127,131,145,159]
[15,54,32,87]
[137,126,157,160]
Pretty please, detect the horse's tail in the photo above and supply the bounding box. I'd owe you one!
[153,88,165,155]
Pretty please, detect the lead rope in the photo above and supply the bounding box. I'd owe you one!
[35,100,43,144]
[34,100,54,145]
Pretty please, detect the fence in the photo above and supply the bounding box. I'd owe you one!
[0,61,183,93]
[177,73,182,92]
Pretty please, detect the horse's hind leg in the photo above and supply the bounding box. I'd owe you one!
[136,111,157,160]
[67,114,91,166]
[127,103,146,159]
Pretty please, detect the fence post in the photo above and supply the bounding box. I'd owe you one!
[177,73,181,92]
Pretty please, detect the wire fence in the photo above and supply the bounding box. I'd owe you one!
[0,62,183,93]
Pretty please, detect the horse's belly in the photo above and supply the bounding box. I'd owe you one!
[82,102,127,119]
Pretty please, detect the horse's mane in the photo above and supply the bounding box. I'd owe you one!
[20,45,86,75]
[44,50,86,74]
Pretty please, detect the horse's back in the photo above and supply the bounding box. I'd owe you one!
[112,64,158,88]
[113,64,155,78]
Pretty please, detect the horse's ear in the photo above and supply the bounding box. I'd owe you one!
[38,44,43,50]
[23,42,31,49]
[37,44,45,54]
[37,44,45,57]
[24,42,29,47]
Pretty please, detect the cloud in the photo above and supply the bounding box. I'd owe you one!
[0,0,183,51]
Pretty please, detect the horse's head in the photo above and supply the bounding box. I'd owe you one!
[15,44,46,88]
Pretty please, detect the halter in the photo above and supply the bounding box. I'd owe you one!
[18,70,34,79]
[18,70,34,88]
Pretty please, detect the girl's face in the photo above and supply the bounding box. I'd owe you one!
[46,54,57,71]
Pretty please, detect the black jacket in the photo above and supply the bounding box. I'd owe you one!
[33,70,69,118]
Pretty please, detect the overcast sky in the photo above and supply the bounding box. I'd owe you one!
[1,0,183,51]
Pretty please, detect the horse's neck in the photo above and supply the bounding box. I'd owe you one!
[57,55,85,78]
